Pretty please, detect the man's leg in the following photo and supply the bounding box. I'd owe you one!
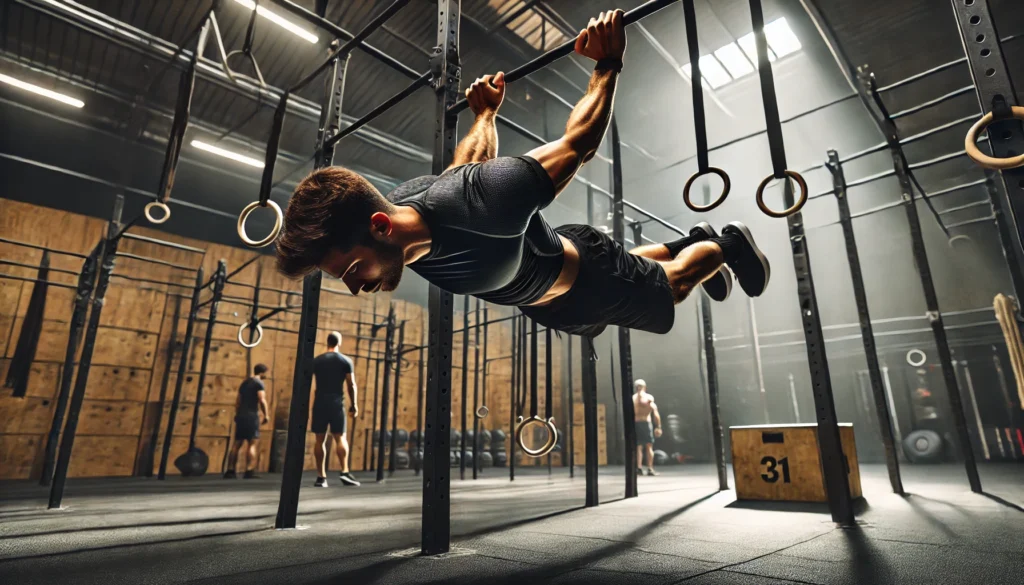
[333,432,350,473]
[636,444,644,474]
[314,433,329,478]
[246,439,259,472]
[646,444,657,475]
[225,439,242,477]
[660,241,727,303]
[630,223,732,302]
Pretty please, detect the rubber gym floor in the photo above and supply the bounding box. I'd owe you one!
[1,464,1021,584]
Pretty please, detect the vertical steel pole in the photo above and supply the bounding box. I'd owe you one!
[473,299,481,479]
[567,335,575,477]
[377,305,397,481]
[275,48,349,529]
[39,245,99,486]
[828,150,904,494]
[460,296,469,479]
[388,321,405,475]
[159,268,204,479]
[421,0,460,554]
[49,195,123,509]
[698,293,728,490]
[858,66,982,493]
[610,118,637,497]
[783,178,855,525]
[581,335,599,507]
[949,0,1024,297]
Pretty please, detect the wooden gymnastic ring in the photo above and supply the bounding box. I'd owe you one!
[144,201,171,224]
[756,170,808,218]
[237,200,283,248]
[682,167,731,213]
[475,405,489,419]
[906,348,927,367]
[965,106,1024,170]
[237,321,263,348]
[514,415,558,457]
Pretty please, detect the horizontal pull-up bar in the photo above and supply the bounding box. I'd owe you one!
[0,236,90,259]
[806,177,988,229]
[324,73,432,150]
[449,0,683,115]
[875,32,1022,94]
[890,85,974,120]
[223,255,261,283]
[0,273,77,290]
[121,232,205,254]
[810,145,980,200]
[0,259,79,276]
[114,252,198,272]
[110,273,194,289]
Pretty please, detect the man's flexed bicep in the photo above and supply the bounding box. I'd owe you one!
[526,10,624,195]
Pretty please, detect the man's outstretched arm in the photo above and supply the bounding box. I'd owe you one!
[450,73,505,167]
[527,10,625,195]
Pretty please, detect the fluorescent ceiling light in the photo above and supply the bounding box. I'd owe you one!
[764,18,801,57]
[0,73,84,108]
[192,140,264,168]
[714,43,755,79]
[232,0,318,44]
[738,32,777,65]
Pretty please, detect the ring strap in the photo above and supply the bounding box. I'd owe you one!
[155,60,197,208]
[259,93,289,207]
[749,0,787,178]
[544,326,553,421]
[682,0,709,172]
[530,319,539,418]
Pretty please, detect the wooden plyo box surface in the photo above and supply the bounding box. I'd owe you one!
[730,423,862,503]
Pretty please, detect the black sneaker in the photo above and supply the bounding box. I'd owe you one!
[339,472,361,487]
[243,470,258,479]
[314,476,328,488]
[223,470,237,479]
[690,222,733,302]
[722,222,770,297]
[636,468,643,477]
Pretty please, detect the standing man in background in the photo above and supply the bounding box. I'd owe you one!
[224,363,270,479]
[633,379,663,476]
[312,331,360,487]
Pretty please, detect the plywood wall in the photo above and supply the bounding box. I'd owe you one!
[0,199,593,480]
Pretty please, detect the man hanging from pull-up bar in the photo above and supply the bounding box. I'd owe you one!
[277,9,770,338]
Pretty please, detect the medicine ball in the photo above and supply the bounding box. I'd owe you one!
[394,429,409,445]
[451,429,461,445]
[394,450,411,470]
[449,450,459,467]
[653,450,668,466]
[493,451,508,467]
[492,429,507,445]
[903,429,944,463]
[480,429,492,446]
[463,450,474,468]
[409,429,421,444]
[464,430,475,445]
[478,451,494,468]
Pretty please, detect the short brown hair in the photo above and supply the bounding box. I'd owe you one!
[276,167,395,278]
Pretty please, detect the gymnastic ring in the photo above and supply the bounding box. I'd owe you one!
[514,415,558,457]
[948,234,974,248]
[682,167,731,213]
[475,405,489,419]
[756,170,808,218]
[906,348,927,367]
[965,106,1024,170]
[237,321,263,348]
[237,200,283,248]
[144,201,171,224]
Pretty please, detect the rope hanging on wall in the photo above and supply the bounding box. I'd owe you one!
[993,293,1024,408]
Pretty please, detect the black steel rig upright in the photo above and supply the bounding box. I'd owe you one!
[48,195,124,509]
[421,0,460,555]
[781,177,855,526]
[377,305,397,481]
[698,293,728,491]
[582,180,599,508]
[609,120,638,498]
[827,150,904,495]
[949,0,1024,298]
[275,44,350,530]
[858,66,982,493]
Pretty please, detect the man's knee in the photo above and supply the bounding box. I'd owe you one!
[315,433,328,447]
[334,433,349,450]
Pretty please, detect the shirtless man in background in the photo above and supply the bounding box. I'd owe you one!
[633,379,662,476]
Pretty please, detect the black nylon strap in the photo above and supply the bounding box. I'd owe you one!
[242,0,259,55]
[530,319,538,417]
[545,327,552,419]
[683,0,709,171]
[259,93,289,206]
[749,0,787,177]
[5,253,48,397]
[156,61,197,204]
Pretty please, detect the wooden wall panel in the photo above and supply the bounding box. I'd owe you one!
[0,434,41,479]
[83,365,150,402]
[7,319,70,362]
[92,328,158,368]
[100,286,166,332]
[67,436,138,478]
[0,395,55,434]
[76,401,146,436]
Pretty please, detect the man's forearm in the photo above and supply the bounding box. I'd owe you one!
[451,111,498,166]
[564,68,617,163]
[349,386,358,409]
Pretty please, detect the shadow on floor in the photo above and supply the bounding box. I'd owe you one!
[725,497,870,516]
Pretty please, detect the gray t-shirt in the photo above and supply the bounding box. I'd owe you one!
[313,352,354,404]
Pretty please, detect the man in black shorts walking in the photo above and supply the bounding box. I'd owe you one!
[312,331,360,487]
[225,363,270,479]
[276,9,770,339]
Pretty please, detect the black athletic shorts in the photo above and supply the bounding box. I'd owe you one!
[234,413,260,441]
[311,398,347,435]
[635,420,655,446]
[520,224,676,338]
